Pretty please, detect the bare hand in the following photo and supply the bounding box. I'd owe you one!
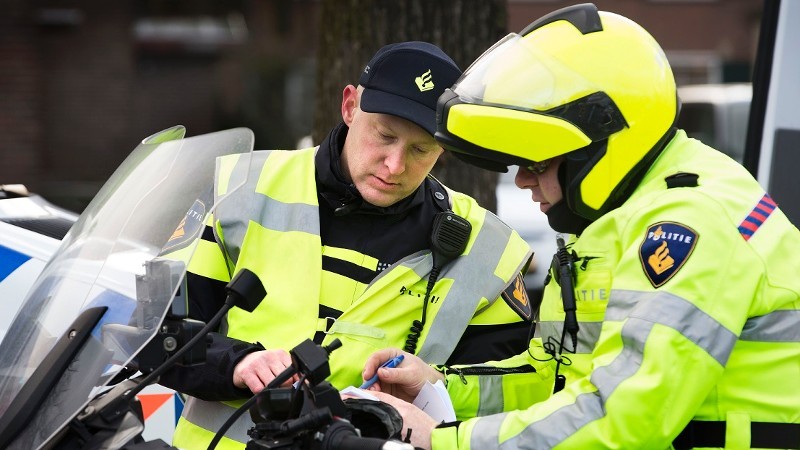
[233,349,296,393]
[370,390,436,450]
[362,348,444,402]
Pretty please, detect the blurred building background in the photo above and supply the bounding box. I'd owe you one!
[0,0,762,212]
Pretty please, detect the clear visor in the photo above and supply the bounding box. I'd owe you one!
[452,33,598,112]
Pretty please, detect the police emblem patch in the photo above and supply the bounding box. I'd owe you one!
[163,199,207,253]
[501,272,534,322]
[639,222,698,288]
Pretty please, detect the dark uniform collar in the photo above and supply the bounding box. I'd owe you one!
[315,122,429,216]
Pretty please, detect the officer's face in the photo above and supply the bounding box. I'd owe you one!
[340,86,443,207]
[515,157,564,214]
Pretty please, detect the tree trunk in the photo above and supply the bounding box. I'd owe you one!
[313,0,507,212]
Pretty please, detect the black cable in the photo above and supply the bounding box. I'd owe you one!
[526,320,554,363]
[403,269,439,354]
[404,212,472,354]
[552,236,579,393]
[208,339,342,449]
[552,320,572,393]
[207,364,299,449]
[118,302,232,406]
[555,236,579,350]
[290,373,308,406]
[117,269,266,408]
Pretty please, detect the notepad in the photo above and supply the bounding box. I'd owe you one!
[340,385,380,401]
[339,381,455,422]
[412,380,456,422]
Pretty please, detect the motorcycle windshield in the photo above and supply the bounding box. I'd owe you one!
[0,126,255,449]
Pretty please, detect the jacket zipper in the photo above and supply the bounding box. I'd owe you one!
[440,365,537,385]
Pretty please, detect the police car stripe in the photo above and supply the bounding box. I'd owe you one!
[738,194,777,240]
[0,244,31,282]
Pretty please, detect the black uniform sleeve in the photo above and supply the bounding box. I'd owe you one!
[445,321,532,365]
[158,332,263,401]
[158,264,261,400]
[185,271,228,324]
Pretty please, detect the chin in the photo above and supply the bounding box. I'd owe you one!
[362,193,395,208]
[370,198,399,208]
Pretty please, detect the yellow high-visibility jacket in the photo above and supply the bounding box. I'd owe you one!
[433,130,800,449]
[173,147,542,449]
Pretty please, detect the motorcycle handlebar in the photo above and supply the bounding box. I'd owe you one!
[321,420,415,450]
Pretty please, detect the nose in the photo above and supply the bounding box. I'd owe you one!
[384,146,407,176]
[515,166,538,189]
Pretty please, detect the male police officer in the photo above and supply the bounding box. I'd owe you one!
[362,5,800,449]
[161,42,542,449]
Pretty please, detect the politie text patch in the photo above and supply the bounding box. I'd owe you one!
[639,222,698,288]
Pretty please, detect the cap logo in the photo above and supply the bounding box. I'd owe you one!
[415,69,434,92]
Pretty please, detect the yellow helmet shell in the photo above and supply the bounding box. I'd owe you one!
[437,4,678,219]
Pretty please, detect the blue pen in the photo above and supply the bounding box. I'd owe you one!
[359,355,404,389]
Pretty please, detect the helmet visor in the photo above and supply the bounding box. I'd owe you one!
[453,33,598,112]
[440,34,607,164]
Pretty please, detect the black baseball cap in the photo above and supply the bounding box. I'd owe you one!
[359,41,462,136]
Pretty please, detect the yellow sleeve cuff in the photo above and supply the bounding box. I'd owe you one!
[431,424,461,450]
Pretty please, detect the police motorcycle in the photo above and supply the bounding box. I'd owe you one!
[0,126,411,450]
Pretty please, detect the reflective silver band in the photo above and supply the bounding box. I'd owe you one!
[470,412,508,450]
[472,288,741,448]
[215,150,272,264]
[180,397,249,444]
[605,289,736,366]
[477,374,505,417]
[538,320,602,354]
[418,212,530,364]
[252,194,320,236]
[740,309,800,342]
[216,150,321,265]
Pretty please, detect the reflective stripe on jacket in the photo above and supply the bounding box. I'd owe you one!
[174,148,533,449]
[433,130,800,449]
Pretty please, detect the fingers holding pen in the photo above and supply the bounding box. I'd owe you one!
[362,348,405,384]
[361,348,444,402]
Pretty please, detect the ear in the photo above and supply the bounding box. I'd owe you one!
[341,85,358,126]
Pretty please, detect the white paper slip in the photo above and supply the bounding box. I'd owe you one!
[412,380,456,423]
[340,386,380,401]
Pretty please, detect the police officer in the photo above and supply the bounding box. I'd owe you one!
[362,5,800,449]
[160,42,540,449]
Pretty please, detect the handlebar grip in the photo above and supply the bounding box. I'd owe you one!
[333,434,405,450]
[322,421,414,450]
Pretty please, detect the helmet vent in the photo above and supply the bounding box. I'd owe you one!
[520,3,603,36]
[545,92,627,142]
